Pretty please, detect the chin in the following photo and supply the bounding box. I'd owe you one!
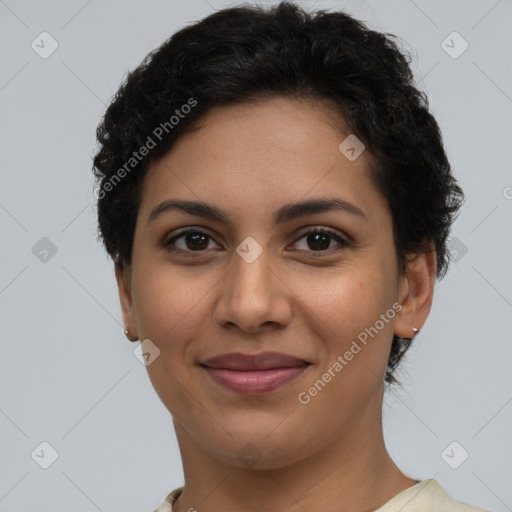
[203,431,315,471]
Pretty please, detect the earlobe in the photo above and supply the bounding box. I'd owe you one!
[393,248,437,339]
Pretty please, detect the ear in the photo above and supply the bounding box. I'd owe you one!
[115,262,138,340]
[394,247,437,339]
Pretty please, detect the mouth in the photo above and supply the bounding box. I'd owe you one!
[199,352,312,394]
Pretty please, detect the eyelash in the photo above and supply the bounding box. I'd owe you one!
[163,227,351,258]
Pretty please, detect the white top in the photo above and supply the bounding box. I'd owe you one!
[154,479,491,511]
[372,479,491,511]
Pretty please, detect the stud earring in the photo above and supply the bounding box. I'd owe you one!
[412,326,419,335]
[124,327,138,342]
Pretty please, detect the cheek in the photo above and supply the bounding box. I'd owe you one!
[130,268,210,403]
[295,265,390,334]
[131,263,216,347]
[294,264,397,379]
[294,272,396,412]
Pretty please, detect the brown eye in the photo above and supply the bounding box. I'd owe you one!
[163,226,350,258]
[164,229,220,255]
[291,228,350,255]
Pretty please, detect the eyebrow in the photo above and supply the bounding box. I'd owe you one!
[147,197,367,226]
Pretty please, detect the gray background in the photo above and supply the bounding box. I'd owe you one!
[1,0,511,510]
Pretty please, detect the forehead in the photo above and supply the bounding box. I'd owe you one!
[139,97,386,227]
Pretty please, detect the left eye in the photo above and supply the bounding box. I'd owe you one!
[292,228,350,254]
[163,227,350,256]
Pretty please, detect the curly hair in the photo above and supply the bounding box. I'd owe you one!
[92,1,464,385]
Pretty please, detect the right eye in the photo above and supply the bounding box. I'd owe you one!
[163,228,221,256]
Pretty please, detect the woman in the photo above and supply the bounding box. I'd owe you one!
[92,2,490,511]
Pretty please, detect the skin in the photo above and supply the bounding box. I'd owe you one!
[116,97,437,512]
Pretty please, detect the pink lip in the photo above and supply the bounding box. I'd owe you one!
[201,351,310,370]
[203,366,309,393]
[200,352,311,394]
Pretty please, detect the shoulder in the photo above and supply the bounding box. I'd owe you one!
[372,479,492,512]
[153,486,183,512]
[153,481,491,512]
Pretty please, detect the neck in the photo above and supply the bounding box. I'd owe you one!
[170,405,416,512]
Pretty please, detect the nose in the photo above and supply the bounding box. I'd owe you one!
[213,246,293,333]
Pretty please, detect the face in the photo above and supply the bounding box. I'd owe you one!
[117,97,429,469]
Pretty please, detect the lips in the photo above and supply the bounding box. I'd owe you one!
[200,352,311,394]
[200,351,310,371]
